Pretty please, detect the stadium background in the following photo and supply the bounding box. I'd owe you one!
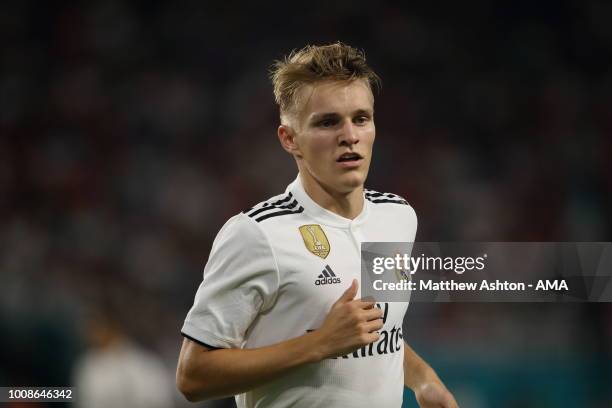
[1,0,611,407]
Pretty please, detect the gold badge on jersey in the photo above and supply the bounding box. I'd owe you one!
[299,224,330,259]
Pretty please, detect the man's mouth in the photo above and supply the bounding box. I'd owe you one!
[336,152,363,163]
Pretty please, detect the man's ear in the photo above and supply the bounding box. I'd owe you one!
[278,125,302,158]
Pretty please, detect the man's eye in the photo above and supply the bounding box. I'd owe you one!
[318,119,336,127]
[354,116,370,124]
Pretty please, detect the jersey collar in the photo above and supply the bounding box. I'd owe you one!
[286,174,370,228]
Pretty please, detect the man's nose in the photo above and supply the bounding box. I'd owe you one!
[339,120,359,145]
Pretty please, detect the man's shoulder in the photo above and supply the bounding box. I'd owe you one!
[364,188,409,206]
[213,191,302,238]
[240,191,304,225]
[210,191,304,256]
[365,188,417,222]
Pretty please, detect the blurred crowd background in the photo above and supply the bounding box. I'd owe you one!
[1,0,611,407]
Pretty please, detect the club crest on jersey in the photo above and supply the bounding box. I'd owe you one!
[299,224,330,259]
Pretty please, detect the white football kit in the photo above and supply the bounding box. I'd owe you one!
[182,175,417,408]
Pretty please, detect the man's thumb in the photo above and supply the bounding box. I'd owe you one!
[336,279,358,303]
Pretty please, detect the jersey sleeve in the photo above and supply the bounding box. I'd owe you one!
[405,204,418,242]
[181,213,279,348]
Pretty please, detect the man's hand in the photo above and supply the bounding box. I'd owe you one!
[415,380,459,408]
[311,279,383,360]
[404,342,459,408]
[177,279,384,401]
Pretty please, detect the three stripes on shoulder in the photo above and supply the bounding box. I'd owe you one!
[243,190,408,223]
[243,192,304,223]
[364,190,409,205]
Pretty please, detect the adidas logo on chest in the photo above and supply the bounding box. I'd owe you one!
[315,265,342,286]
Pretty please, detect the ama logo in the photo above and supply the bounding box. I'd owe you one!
[315,265,341,285]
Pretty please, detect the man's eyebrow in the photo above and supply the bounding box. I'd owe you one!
[310,109,373,121]
[354,108,374,116]
[310,112,340,121]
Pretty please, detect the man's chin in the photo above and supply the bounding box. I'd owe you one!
[336,172,367,193]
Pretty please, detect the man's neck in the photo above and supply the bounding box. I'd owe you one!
[299,173,364,220]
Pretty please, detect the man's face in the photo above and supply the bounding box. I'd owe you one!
[282,80,375,194]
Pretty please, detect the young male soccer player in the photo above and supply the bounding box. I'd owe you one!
[177,43,459,408]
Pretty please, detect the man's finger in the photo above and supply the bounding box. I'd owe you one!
[352,299,376,310]
[335,279,358,304]
[363,318,384,333]
[360,295,376,304]
[362,307,384,322]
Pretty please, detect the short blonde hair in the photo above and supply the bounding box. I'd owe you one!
[270,42,381,117]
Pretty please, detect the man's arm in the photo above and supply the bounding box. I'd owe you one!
[403,341,459,408]
[177,332,318,401]
[176,280,382,401]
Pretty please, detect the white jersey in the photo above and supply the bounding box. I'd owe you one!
[182,175,417,408]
